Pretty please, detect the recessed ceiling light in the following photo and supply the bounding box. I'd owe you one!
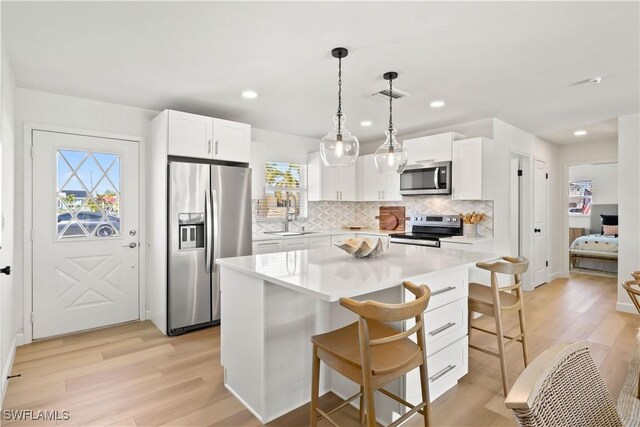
[242,90,258,99]
[360,120,372,127]
[574,130,588,136]
[430,100,445,108]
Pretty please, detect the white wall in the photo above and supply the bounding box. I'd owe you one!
[492,119,562,286]
[617,114,640,313]
[1,43,18,403]
[568,163,618,205]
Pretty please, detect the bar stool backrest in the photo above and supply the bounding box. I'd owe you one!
[339,281,430,347]
[622,280,640,314]
[476,256,529,291]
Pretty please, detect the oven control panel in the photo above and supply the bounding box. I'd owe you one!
[410,214,460,227]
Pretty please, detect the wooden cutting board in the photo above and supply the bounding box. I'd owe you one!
[377,206,408,231]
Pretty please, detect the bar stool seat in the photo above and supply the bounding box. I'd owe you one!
[469,283,520,309]
[312,320,422,376]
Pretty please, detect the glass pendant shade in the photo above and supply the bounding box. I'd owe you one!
[374,128,408,174]
[320,114,359,167]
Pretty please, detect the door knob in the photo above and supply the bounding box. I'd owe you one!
[534,228,541,233]
[0,266,11,275]
[123,242,137,248]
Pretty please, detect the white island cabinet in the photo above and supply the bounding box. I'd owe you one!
[216,245,494,424]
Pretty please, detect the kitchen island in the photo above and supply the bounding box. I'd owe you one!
[216,244,495,424]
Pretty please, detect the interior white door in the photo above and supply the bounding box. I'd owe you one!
[533,159,548,287]
[32,130,139,339]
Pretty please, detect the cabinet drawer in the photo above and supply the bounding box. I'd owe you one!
[308,236,331,249]
[405,335,468,404]
[407,269,467,312]
[252,240,283,254]
[406,298,467,355]
[283,238,308,251]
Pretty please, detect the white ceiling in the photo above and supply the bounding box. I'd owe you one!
[3,1,639,144]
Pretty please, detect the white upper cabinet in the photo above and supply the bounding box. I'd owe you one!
[403,132,465,165]
[213,118,251,163]
[356,154,402,201]
[308,151,356,201]
[451,137,491,200]
[166,110,250,163]
[168,110,214,159]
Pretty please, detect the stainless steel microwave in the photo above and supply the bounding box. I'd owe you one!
[399,161,452,195]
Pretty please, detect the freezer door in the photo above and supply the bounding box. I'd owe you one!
[211,165,252,321]
[168,162,212,332]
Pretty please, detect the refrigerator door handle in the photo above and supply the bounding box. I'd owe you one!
[212,189,220,272]
[205,189,213,273]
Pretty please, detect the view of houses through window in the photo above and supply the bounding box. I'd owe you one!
[56,149,121,239]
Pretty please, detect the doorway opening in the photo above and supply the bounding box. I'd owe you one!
[566,162,618,278]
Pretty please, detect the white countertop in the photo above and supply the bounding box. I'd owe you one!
[252,228,393,241]
[217,245,495,302]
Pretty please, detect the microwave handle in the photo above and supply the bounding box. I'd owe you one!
[433,167,439,189]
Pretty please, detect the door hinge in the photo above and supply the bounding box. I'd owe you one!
[546,261,549,267]
[545,173,549,179]
[517,169,523,177]
[30,312,34,324]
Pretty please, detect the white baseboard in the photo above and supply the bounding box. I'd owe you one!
[15,332,24,347]
[548,271,564,282]
[145,309,151,320]
[616,302,637,315]
[1,333,19,406]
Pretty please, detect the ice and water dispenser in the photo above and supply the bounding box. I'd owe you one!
[178,213,205,250]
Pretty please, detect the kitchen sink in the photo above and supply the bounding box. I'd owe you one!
[263,231,318,237]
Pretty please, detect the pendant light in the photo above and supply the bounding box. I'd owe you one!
[320,47,359,167]
[374,72,408,174]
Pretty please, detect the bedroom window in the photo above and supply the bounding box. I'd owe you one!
[568,180,592,215]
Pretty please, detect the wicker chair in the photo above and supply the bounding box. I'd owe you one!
[622,271,640,398]
[505,341,621,427]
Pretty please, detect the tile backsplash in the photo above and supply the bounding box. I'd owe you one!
[254,196,494,237]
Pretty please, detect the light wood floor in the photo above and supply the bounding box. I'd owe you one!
[3,273,637,426]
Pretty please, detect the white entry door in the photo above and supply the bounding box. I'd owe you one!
[32,130,139,339]
[533,159,548,287]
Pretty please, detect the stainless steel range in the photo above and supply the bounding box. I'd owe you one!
[390,214,462,247]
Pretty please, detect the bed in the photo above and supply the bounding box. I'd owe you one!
[569,205,618,272]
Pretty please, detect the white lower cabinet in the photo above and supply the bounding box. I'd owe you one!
[283,238,308,251]
[403,267,469,405]
[308,236,332,249]
[252,240,283,254]
[405,336,469,403]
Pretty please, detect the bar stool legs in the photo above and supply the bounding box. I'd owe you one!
[310,346,320,427]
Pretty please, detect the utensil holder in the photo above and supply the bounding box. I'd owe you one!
[463,223,478,238]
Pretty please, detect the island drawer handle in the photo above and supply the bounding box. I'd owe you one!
[257,242,280,246]
[431,286,456,296]
[430,364,456,382]
[428,322,456,336]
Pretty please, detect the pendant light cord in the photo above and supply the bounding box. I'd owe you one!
[337,54,342,135]
[388,77,393,132]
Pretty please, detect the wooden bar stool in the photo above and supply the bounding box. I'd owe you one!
[468,256,529,396]
[310,282,432,427]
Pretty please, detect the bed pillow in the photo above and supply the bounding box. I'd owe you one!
[603,225,619,236]
[601,214,619,226]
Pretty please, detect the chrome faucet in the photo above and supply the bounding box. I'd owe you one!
[284,191,297,232]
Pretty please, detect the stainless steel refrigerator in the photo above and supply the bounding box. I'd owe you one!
[168,159,252,335]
